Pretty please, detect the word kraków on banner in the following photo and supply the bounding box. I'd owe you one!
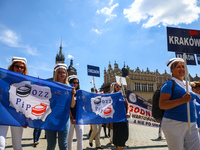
[169,36,200,47]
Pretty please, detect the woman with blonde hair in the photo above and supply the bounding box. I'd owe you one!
[0,56,28,150]
[112,82,130,150]
[46,63,76,150]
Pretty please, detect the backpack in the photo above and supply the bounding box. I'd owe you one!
[152,80,175,122]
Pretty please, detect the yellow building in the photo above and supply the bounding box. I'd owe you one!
[101,61,171,102]
[101,61,200,102]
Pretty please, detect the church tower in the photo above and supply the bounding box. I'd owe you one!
[56,39,65,64]
[67,59,77,76]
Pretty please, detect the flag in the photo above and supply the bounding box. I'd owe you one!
[76,90,126,125]
[189,30,198,36]
[0,67,72,131]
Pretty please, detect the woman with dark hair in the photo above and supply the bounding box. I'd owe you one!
[67,75,83,150]
[0,56,28,150]
[46,63,76,150]
[112,82,130,150]
[160,58,200,150]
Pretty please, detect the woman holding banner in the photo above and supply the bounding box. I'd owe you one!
[159,58,200,150]
[45,63,76,150]
[112,82,130,150]
[67,75,83,150]
[0,56,28,150]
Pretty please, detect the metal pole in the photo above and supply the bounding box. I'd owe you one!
[93,76,96,92]
[183,53,191,134]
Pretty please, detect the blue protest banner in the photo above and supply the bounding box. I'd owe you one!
[175,52,196,65]
[76,90,126,125]
[167,27,200,54]
[0,67,72,131]
[87,65,100,77]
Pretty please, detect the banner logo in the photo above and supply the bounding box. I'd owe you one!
[91,96,115,118]
[129,93,137,103]
[8,81,52,121]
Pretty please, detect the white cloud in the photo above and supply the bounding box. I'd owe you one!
[91,28,111,34]
[96,2,119,22]
[109,0,113,6]
[25,45,37,56]
[0,29,18,47]
[76,63,79,66]
[123,0,200,28]
[91,28,102,34]
[29,65,52,72]
[0,27,37,55]
[67,54,74,59]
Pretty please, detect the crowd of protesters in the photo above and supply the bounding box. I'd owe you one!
[2,56,200,150]
[0,56,130,150]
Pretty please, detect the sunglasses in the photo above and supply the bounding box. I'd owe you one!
[14,65,25,69]
[116,85,122,88]
[73,82,79,84]
[58,71,66,75]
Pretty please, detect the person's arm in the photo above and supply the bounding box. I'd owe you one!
[120,89,130,118]
[159,92,192,110]
[71,87,76,108]
[124,97,130,118]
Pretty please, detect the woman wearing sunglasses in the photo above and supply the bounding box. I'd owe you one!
[0,56,28,150]
[112,82,130,150]
[67,75,83,150]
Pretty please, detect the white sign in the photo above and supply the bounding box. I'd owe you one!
[115,76,127,85]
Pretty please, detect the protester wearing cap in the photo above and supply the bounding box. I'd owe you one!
[8,56,28,74]
[67,75,83,150]
[159,58,200,150]
[0,56,28,150]
[46,63,76,150]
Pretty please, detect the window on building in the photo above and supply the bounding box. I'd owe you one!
[141,83,147,91]
[148,84,154,92]
[135,83,140,91]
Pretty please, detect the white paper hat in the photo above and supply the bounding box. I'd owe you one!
[166,58,184,68]
[54,63,67,71]
[12,57,27,64]
[67,75,78,82]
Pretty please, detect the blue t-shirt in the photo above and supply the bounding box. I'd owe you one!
[195,95,200,127]
[161,80,196,122]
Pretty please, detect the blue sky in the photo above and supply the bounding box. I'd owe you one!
[0,0,200,92]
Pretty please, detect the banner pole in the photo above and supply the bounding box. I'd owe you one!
[93,76,96,91]
[183,53,191,134]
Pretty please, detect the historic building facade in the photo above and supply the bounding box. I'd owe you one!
[101,61,200,102]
